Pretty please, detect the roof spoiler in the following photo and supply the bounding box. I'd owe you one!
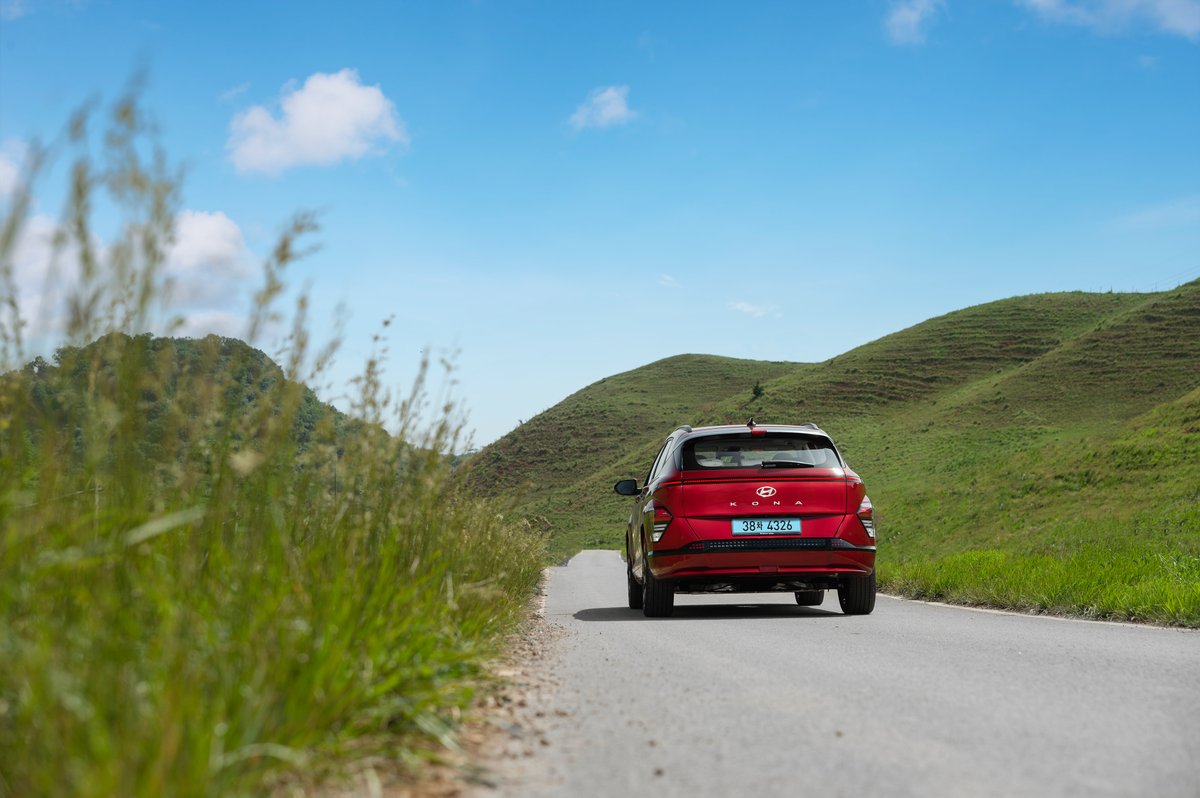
[747,418,820,431]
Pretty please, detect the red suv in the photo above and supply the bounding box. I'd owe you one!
[615,421,876,617]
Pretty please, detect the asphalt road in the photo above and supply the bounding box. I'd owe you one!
[477,550,1200,798]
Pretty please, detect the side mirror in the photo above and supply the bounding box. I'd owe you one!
[613,478,639,496]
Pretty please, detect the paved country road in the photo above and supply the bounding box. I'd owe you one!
[474,550,1200,798]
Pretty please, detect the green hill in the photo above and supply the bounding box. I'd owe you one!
[5,332,363,496]
[463,354,800,499]
[467,282,1200,624]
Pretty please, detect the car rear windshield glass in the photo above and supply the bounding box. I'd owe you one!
[682,434,841,470]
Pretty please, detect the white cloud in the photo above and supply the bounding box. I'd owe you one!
[0,158,17,200]
[0,0,28,21]
[1017,0,1200,39]
[173,309,247,339]
[218,82,250,103]
[569,86,636,131]
[1116,195,1200,230]
[0,138,27,200]
[165,210,254,305]
[658,274,681,288]
[227,69,406,175]
[886,0,946,45]
[3,213,90,346]
[4,209,259,355]
[7,213,59,309]
[731,301,768,318]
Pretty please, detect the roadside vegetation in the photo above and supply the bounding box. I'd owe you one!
[466,284,1200,626]
[0,96,544,796]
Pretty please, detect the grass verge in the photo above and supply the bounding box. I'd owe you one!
[0,93,545,796]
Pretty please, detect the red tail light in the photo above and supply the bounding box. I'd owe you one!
[857,496,875,539]
[651,503,673,542]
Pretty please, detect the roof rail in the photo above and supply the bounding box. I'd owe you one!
[675,424,693,433]
[799,422,819,430]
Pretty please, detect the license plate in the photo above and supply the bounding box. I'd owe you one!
[732,517,801,535]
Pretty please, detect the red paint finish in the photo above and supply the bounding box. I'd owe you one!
[618,423,877,608]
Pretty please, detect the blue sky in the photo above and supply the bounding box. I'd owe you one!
[2,0,1198,446]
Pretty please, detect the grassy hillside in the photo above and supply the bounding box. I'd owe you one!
[465,354,799,499]
[714,290,1150,428]
[460,354,800,551]
[7,332,363,486]
[470,283,1200,624]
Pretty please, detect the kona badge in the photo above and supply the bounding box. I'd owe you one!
[756,486,777,498]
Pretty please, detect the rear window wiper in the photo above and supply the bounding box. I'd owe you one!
[760,459,816,468]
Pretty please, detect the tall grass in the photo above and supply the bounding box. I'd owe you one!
[0,94,544,796]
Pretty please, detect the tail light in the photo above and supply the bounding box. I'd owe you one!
[857,496,875,539]
[651,503,673,542]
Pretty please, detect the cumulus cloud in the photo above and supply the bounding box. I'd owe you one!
[1017,0,1200,39]
[3,212,112,351]
[0,138,27,200]
[5,214,64,336]
[227,69,406,175]
[886,0,946,45]
[569,86,636,131]
[731,301,768,318]
[165,210,255,305]
[4,209,259,350]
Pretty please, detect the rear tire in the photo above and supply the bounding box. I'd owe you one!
[627,550,643,610]
[642,550,675,618]
[838,571,876,615]
[794,590,823,606]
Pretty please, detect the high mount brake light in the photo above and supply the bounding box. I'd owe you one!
[857,496,875,539]
[651,503,673,543]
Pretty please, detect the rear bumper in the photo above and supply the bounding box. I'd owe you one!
[648,538,875,586]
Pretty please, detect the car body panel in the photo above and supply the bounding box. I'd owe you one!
[621,423,876,596]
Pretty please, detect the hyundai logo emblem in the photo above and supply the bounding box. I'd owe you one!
[756,486,777,498]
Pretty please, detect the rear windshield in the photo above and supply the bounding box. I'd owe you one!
[682,433,841,470]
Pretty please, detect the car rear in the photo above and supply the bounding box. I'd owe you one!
[645,424,876,615]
